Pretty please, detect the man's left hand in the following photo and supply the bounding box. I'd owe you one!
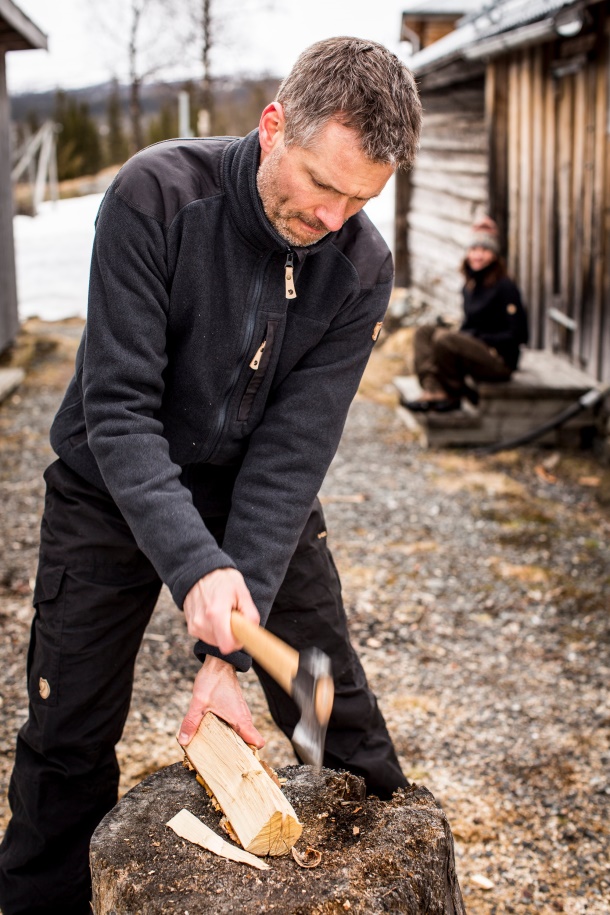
[177,654,265,749]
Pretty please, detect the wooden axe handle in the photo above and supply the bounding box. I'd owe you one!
[230,612,299,697]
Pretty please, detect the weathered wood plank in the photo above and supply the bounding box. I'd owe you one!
[411,170,488,201]
[408,211,472,251]
[578,62,597,366]
[409,185,481,224]
[518,48,533,307]
[394,168,412,287]
[420,83,484,113]
[542,45,556,353]
[602,3,610,382]
[421,112,487,131]
[413,149,488,175]
[570,65,587,363]
[507,57,520,278]
[486,58,508,244]
[419,135,487,154]
[557,72,574,344]
[530,46,545,348]
[590,13,608,379]
[408,260,464,295]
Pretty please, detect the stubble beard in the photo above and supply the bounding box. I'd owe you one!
[257,148,329,247]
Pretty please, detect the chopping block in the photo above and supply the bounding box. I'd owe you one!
[90,762,465,914]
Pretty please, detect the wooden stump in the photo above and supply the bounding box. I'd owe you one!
[90,763,465,914]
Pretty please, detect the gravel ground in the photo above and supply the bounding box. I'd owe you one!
[0,321,609,914]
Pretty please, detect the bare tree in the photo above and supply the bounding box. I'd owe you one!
[178,0,275,136]
[200,0,213,133]
[88,0,276,146]
[87,0,188,152]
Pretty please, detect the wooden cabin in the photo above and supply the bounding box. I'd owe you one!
[400,0,481,53]
[398,0,610,384]
[0,0,47,354]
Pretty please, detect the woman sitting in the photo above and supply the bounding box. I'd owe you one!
[406,217,529,413]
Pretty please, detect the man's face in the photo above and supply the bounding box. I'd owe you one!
[257,119,393,247]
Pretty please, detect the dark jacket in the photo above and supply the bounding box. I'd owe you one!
[461,264,528,370]
[49,130,392,669]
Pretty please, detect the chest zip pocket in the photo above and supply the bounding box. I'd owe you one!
[238,320,279,421]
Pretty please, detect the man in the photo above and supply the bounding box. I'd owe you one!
[0,37,421,914]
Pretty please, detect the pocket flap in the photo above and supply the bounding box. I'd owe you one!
[33,565,66,605]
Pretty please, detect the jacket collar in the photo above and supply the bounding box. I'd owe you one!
[222,129,336,259]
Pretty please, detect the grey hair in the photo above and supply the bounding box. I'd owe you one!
[276,36,422,170]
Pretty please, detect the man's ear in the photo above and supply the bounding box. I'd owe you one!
[259,102,285,158]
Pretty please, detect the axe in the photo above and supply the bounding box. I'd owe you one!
[230,612,334,770]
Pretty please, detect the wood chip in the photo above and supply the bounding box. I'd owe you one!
[535,465,557,484]
[470,873,494,890]
[166,809,270,871]
[578,475,600,487]
[291,845,322,868]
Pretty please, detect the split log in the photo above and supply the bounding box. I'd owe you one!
[182,712,302,856]
[90,763,465,914]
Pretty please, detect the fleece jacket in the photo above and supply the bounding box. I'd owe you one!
[49,129,393,670]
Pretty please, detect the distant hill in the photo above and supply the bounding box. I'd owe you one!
[10,76,282,131]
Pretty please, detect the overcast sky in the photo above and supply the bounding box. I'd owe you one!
[7,0,411,94]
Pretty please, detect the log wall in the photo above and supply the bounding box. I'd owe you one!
[403,78,488,319]
[403,0,609,382]
[492,3,610,381]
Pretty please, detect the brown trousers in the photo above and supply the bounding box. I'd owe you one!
[414,325,512,397]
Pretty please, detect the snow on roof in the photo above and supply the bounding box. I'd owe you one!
[401,0,484,16]
[407,0,583,72]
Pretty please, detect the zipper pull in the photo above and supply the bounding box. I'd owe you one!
[285,251,297,299]
[249,340,266,370]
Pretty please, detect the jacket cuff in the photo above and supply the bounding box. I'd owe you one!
[193,640,252,673]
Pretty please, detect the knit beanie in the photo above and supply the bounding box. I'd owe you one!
[467,215,500,254]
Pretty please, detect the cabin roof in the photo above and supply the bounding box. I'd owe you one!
[0,0,47,53]
[407,0,589,73]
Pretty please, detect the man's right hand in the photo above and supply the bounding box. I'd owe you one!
[183,567,259,655]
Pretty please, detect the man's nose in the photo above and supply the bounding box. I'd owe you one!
[314,200,348,232]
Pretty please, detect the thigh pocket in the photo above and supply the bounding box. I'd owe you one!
[28,564,66,708]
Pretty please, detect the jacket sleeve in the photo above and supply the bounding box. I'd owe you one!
[195,274,392,671]
[82,189,237,603]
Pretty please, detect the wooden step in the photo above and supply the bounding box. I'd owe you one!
[394,349,606,449]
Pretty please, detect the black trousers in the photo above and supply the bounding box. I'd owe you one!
[0,460,406,914]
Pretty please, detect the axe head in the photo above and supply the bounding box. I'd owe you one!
[290,648,334,770]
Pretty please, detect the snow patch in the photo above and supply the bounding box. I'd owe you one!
[14,193,104,322]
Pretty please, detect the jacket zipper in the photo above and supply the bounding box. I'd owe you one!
[249,340,266,370]
[238,318,278,422]
[285,250,297,299]
[201,252,271,461]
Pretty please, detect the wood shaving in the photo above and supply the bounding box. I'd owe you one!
[291,845,322,868]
